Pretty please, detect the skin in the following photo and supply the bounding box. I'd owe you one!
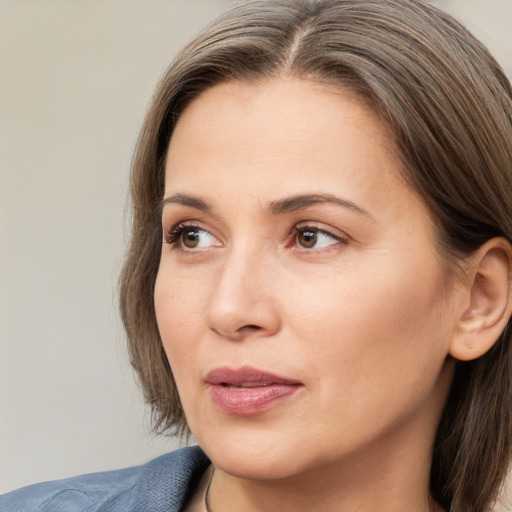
[154,77,463,512]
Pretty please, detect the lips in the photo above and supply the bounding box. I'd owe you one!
[205,366,303,415]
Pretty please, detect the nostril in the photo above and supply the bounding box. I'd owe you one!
[245,325,261,330]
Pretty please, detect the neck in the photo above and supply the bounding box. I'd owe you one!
[208,459,440,512]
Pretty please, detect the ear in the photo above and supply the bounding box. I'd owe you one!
[450,238,512,361]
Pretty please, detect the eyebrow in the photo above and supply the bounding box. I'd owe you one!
[161,192,373,219]
[269,193,373,219]
[160,193,212,213]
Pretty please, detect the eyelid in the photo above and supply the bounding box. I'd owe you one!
[163,221,221,250]
[293,222,349,240]
[162,218,349,253]
[290,222,349,251]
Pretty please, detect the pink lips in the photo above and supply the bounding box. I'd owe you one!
[205,366,303,415]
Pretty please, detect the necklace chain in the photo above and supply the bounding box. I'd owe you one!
[204,466,215,512]
[203,465,445,512]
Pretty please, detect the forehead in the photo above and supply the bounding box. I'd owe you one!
[164,77,415,217]
[168,78,388,158]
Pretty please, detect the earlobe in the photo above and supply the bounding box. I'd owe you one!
[450,238,512,362]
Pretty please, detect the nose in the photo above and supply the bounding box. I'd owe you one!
[205,245,281,341]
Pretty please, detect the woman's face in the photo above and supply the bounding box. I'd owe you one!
[155,78,460,480]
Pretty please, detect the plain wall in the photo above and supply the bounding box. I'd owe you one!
[0,0,233,494]
[1,1,511,507]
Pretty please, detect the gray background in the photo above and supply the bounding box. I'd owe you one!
[1,0,511,507]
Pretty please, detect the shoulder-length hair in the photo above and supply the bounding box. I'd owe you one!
[119,1,512,510]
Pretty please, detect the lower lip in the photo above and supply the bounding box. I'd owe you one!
[208,383,301,415]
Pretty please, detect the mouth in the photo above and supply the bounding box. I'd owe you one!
[205,366,303,416]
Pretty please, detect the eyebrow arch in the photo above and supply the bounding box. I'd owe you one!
[269,193,373,219]
[160,193,212,213]
[160,192,373,219]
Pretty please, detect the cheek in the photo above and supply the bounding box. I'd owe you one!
[154,269,208,376]
[284,258,451,400]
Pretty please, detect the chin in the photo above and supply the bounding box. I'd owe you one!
[194,425,326,481]
[212,452,305,481]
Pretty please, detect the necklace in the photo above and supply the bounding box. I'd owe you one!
[204,465,215,512]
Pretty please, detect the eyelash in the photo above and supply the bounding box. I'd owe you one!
[163,222,347,252]
[291,224,346,251]
[164,223,205,247]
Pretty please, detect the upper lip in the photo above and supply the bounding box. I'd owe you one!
[205,366,303,387]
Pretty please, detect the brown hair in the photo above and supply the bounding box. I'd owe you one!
[119,1,512,510]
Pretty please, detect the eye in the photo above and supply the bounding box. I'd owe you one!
[294,226,343,250]
[165,224,219,250]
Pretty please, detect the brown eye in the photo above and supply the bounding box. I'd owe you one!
[166,225,219,250]
[294,226,342,250]
[297,229,318,249]
[181,229,200,248]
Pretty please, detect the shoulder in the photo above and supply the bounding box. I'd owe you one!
[0,446,210,512]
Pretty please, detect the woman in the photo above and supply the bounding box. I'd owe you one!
[3,0,512,511]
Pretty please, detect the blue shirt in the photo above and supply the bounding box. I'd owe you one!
[0,446,210,512]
